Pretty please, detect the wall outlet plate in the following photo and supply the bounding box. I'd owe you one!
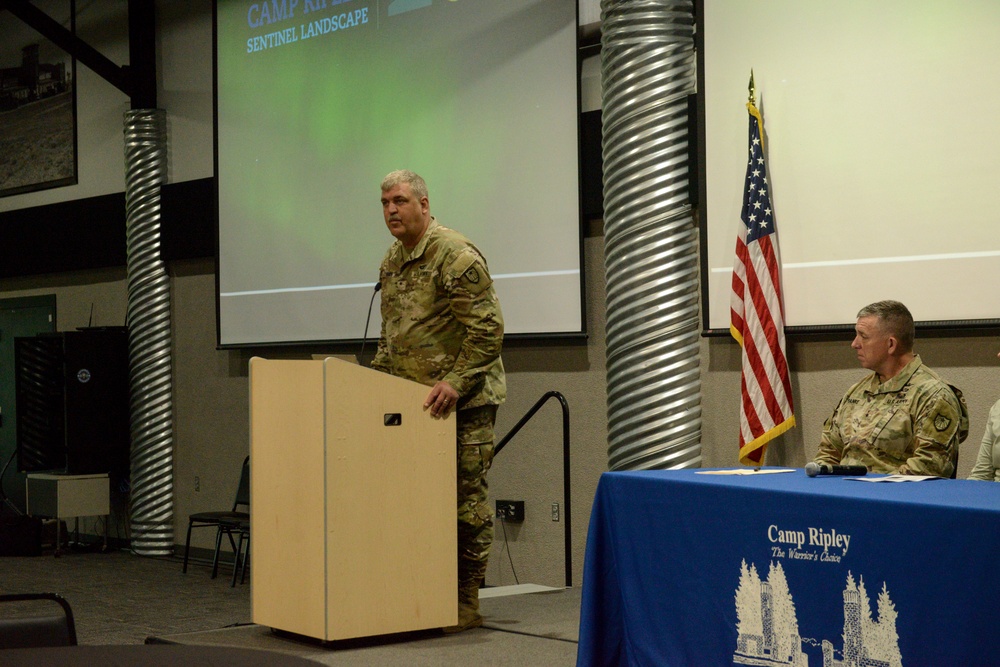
[496,499,525,523]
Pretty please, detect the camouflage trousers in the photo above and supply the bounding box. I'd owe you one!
[456,405,498,595]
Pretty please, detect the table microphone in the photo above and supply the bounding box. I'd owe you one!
[805,462,868,477]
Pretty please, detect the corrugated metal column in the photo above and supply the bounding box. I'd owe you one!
[601,0,702,470]
[124,109,174,554]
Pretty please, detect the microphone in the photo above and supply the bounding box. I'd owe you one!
[357,281,382,366]
[805,462,868,477]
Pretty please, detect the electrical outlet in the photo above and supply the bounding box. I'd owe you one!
[496,499,525,523]
[551,502,560,522]
[194,476,200,492]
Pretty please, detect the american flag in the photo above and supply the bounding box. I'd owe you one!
[730,101,795,466]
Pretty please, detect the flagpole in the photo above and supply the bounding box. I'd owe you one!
[731,69,796,467]
[747,72,764,471]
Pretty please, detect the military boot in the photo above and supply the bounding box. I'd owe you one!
[442,582,483,633]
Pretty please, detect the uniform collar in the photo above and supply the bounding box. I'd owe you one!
[399,217,439,263]
[866,354,922,394]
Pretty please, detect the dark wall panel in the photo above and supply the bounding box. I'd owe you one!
[0,177,216,279]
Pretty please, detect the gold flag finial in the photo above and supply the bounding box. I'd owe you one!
[748,70,756,106]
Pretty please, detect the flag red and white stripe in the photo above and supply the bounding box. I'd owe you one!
[730,101,795,466]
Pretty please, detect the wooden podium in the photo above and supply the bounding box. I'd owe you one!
[248,357,457,641]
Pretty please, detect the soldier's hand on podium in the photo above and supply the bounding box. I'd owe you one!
[425,381,459,418]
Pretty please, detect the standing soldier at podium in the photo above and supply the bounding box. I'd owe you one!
[371,169,506,633]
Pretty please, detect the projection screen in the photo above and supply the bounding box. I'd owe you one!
[701,0,1000,332]
[216,0,582,346]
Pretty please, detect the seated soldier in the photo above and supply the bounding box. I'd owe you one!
[813,300,968,477]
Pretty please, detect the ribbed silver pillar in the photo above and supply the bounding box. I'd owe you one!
[124,109,174,555]
[601,0,701,471]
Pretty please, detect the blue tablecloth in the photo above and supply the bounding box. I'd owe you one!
[577,469,1000,667]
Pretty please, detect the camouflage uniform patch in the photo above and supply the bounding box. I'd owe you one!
[815,355,969,477]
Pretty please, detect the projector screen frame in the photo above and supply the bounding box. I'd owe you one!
[694,0,1000,338]
[211,0,589,349]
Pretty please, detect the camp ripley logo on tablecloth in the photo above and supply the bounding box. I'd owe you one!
[732,524,903,667]
[767,524,851,562]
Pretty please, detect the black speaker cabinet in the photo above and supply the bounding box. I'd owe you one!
[14,327,130,479]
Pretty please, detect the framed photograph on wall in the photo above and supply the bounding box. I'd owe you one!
[0,0,77,198]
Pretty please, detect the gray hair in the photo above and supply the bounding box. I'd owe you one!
[380,169,428,200]
[857,300,914,352]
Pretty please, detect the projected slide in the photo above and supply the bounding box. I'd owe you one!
[702,0,1000,330]
[216,0,581,345]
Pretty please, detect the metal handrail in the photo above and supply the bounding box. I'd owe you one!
[495,391,572,587]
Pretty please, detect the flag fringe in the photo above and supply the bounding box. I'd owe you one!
[730,323,744,347]
[739,414,796,466]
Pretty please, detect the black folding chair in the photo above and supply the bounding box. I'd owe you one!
[0,593,77,648]
[182,456,250,578]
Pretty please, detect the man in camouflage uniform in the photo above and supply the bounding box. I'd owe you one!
[370,169,505,632]
[814,300,968,477]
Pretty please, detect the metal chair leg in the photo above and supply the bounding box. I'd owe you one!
[182,521,195,573]
[230,533,244,587]
[240,539,250,585]
[210,527,224,579]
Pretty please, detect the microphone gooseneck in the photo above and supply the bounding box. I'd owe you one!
[358,281,381,366]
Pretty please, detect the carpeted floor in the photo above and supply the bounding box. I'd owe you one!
[1,549,581,665]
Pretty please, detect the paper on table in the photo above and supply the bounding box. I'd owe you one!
[696,468,797,475]
[848,474,942,482]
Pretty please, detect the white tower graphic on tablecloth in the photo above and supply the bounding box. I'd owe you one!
[733,563,902,667]
[820,573,902,667]
[734,560,807,666]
